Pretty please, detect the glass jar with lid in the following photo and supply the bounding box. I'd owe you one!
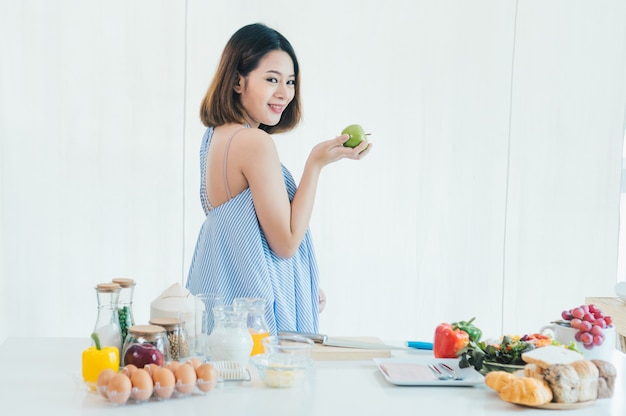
[112,278,135,344]
[149,317,190,362]
[93,283,123,352]
[122,324,171,367]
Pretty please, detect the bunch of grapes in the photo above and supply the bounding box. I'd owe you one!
[561,304,613,349]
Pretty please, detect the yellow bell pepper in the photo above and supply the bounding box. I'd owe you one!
[82,332,120,390]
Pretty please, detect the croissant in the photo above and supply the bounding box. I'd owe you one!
[484,371,516,393]
[498,376,553,406]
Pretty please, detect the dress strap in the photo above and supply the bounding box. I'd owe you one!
[223,127,247,200]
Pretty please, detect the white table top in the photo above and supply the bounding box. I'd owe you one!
[1,337,624,415]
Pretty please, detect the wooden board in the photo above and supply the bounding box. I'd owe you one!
[310,336,392,361]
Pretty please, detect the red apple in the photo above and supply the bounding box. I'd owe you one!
[123,343,163,368]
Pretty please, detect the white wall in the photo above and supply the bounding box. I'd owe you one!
[1,0,625,346]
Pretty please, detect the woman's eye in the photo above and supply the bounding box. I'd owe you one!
[287,80,296,86]
[267,77,278,83]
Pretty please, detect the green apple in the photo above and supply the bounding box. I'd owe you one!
[341,124,369,148]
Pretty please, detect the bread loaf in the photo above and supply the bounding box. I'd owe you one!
[521,346,584,369]
[591,359,617,398]
[569,360,598,402]
[542,364,581,403]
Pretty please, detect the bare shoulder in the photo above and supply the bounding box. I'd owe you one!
[231,128,279,160]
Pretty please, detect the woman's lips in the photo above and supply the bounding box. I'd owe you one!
[269,104,284,113]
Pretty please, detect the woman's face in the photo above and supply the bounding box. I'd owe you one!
[235,50,296,128]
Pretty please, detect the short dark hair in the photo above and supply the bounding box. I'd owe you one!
[199,23,302,134]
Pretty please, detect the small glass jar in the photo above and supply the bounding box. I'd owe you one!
[112,278,135,344]
[122,324,171,367]
[149,317,190,362]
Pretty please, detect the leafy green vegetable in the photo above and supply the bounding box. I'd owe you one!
[459,335,536,371]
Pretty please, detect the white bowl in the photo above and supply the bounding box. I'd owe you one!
[616,281,626,302]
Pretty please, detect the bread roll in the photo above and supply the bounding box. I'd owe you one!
[569,360,598,402]
[484,371,516,393]
[498,376,553,406]
[542,364,581,403]
[591,359,617,398]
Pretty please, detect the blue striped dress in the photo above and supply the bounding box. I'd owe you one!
[186,127,320,335]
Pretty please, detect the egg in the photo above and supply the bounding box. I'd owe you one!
[106,373,132,404]
[130,368,154,401]
[153,367,175,399]
[144,363,160,377]
[166,360,180,373]
[96,368,116,398]
[195,363,218,392]
[175,363,197,394]
[119,364,137,378]
[186,357,202,369]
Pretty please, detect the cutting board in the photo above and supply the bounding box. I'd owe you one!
[310,336,392,361]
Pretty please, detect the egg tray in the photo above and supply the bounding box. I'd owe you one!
[96,379,222,405]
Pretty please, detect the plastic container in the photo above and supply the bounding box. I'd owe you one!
[96,364,221,405]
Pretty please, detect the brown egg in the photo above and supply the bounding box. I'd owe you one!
[153,367,175,399]
[143,364,161,377]
[166,360,180,373]
[96,368,116,398]
[195,363,218,392]
[130,368,154,401]
[106,373,132,404]
[119,364,137,377]
[175,363,197,394]
[186,357,202,369]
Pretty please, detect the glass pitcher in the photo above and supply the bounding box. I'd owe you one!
[234,297,270,356]
[207,305,253,368]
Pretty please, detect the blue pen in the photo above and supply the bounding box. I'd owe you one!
[406,341,433,350]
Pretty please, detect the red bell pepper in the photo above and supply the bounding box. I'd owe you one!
[433,323,470,358]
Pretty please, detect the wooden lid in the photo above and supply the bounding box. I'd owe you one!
[96,283,120,292]
[112,278,135,288]
[129,324,166,336]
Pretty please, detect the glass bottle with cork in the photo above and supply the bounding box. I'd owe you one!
[112,278,135,344]
[93,283,123,352]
